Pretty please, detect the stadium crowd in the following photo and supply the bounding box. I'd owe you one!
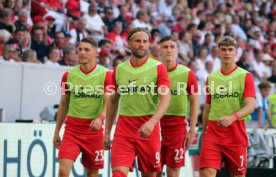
[0,0,276,127]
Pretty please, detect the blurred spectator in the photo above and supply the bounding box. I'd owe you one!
[0,8,14,34]
[250,81,275,129]
[45,46,60,66]
[69,18,88,46]
[188,60,197,73]
[206,45,220,72]
[201,33,213,54]
[0,29,11,55]
[149,44,159,60]
[171,17,186,33]
[250,50,268,84]
[106,21,128,56]
[103,7,116,32]
[50,31,65,56]
[195,47,208,72]
[196,60,213,83]
[21,49,39,63]
[178,30,193,62]
[7,26,27,54]
[158,16,174,38]
[31,26,49,63]
[236,50,251,71]
[98,49,110,68]
[131,9,151,31]
[83,3,106,41]
[115,4,130,30]
[268,60,276,83]
[0,43,20,62]
[66,0,81,20]
[14,9,31,30]
[263,54,273,78]
[192,30,202,57]
[58,45,78,66]
[21,31,31,52]
[149,28,160,46]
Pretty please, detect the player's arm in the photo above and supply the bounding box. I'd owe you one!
[138,86,170,138]
[91,71,113,131]
[185,70,198,149]
[104,69,119,149]
[218,73,256,127]
[138,64,170,138]
[185,94,198,149]
[53,71,70,149]
[90,93,110,131]
[202,104,210,134]
[202,77,211,133]
[53,93,70,149]
[104,92,119,149]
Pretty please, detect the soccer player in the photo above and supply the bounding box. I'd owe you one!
[157,36,198,177]
[104,27,171,177]
[53,37,111,177]
[200,36,256,177]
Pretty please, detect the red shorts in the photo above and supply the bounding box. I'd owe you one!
[161,133,186,168]
[58,117,104,170]
[111,135,162,173]
[200,141,247,175]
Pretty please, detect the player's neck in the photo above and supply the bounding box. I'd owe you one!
[221,63,236,74]
[165,61,177,72]
[130,56,148,67]
[80,61,96,73]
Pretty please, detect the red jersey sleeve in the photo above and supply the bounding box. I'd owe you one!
[243,72,256,98]
[206,77,211,104]
[186,70,198,95]
[157,64,170,88]
[61,71,69,95]
[110,68,118,91]
[104,70,113,93]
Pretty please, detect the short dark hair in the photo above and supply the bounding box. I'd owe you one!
[128,27,151,41]
[99,39,111,47]
[258,81,271,90]
[160,36,177,44]
[80,37,98,48]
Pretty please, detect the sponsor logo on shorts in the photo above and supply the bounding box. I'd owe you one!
[153,164,160,168]
[238,167,245,171]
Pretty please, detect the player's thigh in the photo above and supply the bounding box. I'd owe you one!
[81,137,104,170]
[58,159,74,176]
[136,139,161,173]
[58,131,81,161]
[165,133,186,168]
[199,141,222,171]
[166,166,180,177]
[111,136,136,171]
[223,146,247,175]
[200,168,217,177]
[86,169,99,177]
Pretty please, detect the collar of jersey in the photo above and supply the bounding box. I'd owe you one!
[220,65,238,76]
[129,56,149,68]
[80,64,97,75]
[168,63,178,72]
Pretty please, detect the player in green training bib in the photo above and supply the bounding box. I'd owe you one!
[199,36,256,177]
[104,27,171,177]
[157,36,198,177]
[53,38,111,177]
